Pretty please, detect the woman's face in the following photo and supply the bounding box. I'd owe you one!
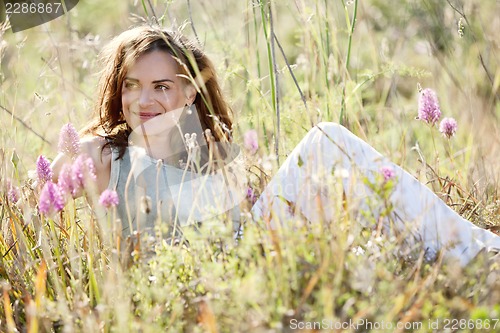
[121,50,194,131]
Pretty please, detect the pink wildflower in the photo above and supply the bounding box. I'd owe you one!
[246,187,257,205]
[380,166,396,182]
[439,117,458,139]
[7,181,20,203]
[72,154,97,195]
[36,155,53,186]
[417,88,441,125]
[58,163,76,198]
[99,189,119,208]
[58,123,80,158]
[244,130,259,154]
[39,181,65,216]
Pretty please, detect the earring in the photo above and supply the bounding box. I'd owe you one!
[185,104,194,115]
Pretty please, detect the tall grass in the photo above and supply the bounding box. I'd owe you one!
[1,0,500,332]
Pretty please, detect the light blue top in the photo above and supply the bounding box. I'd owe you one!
[107,144,244,240]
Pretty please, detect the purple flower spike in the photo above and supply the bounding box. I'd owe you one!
[99,189,119,208]
[39,181,65,216]
[417,88,441,125]
[7,182,20,204]
[58,163,75,198]
[36,155,53,186]
[246,187,257,205]
[244,130,259,155]
[71,154,97,196]
[439,117,458,139]
[58,123,81,158]
[380,165,396,182]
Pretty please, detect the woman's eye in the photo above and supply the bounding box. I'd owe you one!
[124,81,138,89]
[156,85,169,91]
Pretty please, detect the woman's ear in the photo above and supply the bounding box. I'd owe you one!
[184,84,197,105]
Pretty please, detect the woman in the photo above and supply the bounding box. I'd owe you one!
[52,25,244,243]
[51,25,500,265]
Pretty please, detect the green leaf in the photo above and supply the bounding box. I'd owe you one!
[10,149,19,169]
[297,154,304,167]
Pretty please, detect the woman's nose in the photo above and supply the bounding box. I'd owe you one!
[138,89,154,108]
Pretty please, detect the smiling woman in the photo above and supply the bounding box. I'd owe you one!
[50,25,242,244]
[76,25,233,162]
[121,51,196,133]
[48,24,500,265]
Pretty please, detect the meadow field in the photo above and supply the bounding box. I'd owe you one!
[1,0,500,332]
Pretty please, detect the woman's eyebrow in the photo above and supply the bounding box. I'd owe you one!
[152,79,175,84]
[124,77,175,84]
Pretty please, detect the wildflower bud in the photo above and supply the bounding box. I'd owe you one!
[39,181,65,216]
[58,164,75,198]
[72,154,97,195]
[58,123,81,158]
[246,187,257,205]
[36,155,53,186]
[439,117,458,139]
[6,180,20,204]
[417,88,441,125]
[380,165,396,182]
[457,18,465,38]
[99,189,119,208]
[185,133,198,150]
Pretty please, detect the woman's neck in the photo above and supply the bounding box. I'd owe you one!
[128,130,172,160]
[127,109,186,160]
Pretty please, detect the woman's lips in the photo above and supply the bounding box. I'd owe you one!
[138,112,161,120]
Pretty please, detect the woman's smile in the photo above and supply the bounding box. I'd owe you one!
[138,112,162,120]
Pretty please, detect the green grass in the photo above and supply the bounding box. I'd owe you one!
[1,0,500,332]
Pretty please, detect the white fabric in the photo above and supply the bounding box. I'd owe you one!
[251,122,500,265]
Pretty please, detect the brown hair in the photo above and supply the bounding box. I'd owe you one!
[83,25,233,159]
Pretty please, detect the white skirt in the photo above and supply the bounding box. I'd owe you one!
[251,122,500,266]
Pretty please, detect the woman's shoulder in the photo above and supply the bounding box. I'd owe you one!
[80,136,113,192]
[79,136,113,169]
